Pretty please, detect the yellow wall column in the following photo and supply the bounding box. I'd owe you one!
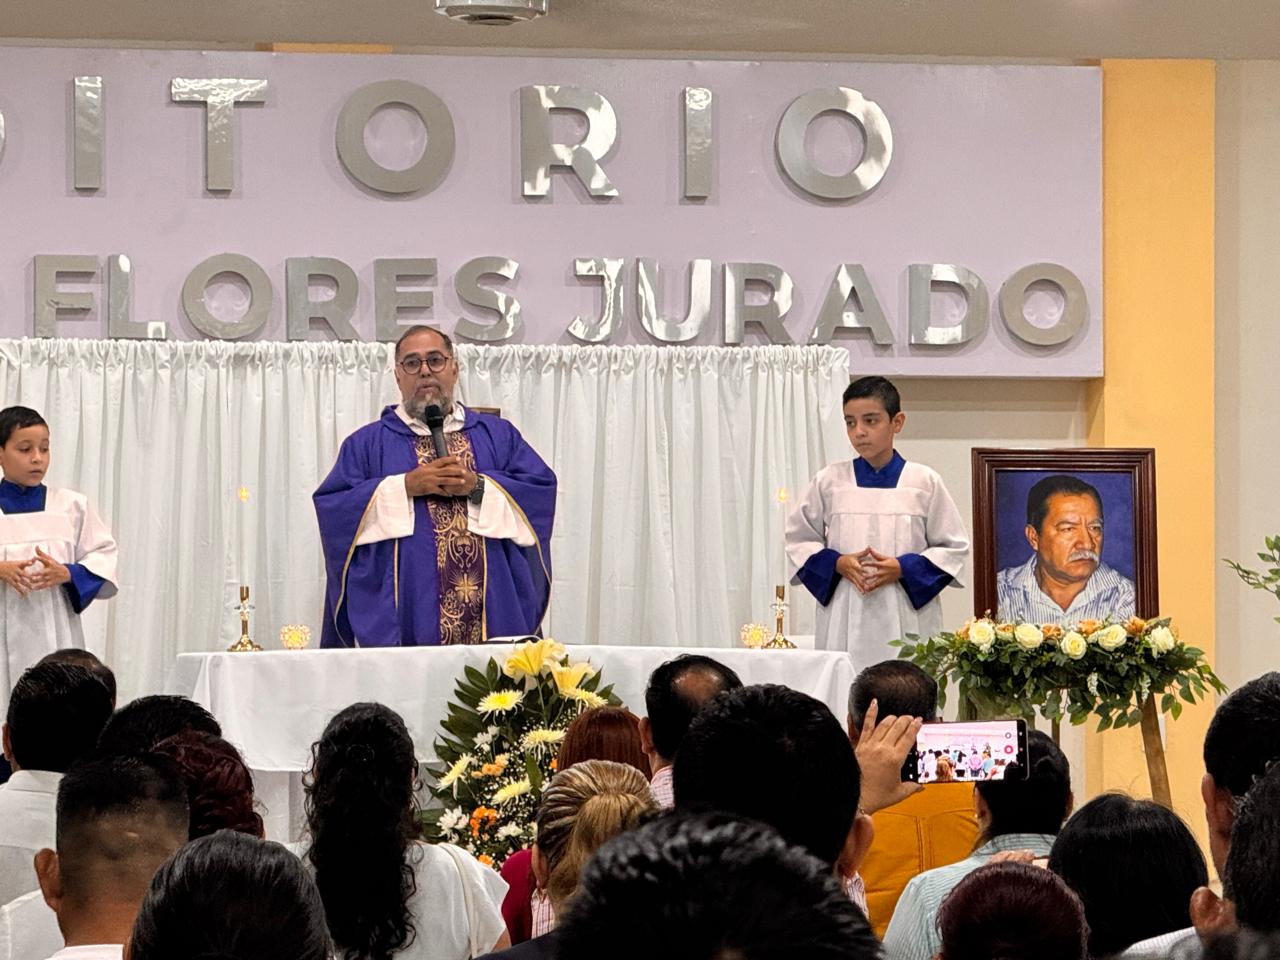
[1087,60,1216,838]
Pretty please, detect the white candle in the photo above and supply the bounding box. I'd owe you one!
[237,485,250,586]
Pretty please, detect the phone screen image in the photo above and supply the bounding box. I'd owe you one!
[913,720,1024,784]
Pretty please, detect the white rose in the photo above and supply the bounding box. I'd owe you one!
[969,620,996,651]
[1096,624,1128,652]
[1148,625,1176,655]
[1060,631,1088,660]
[1014,623,1044,651]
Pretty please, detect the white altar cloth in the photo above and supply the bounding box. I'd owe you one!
[170,643,854,841]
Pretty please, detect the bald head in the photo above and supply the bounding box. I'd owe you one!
[644,655,743,763]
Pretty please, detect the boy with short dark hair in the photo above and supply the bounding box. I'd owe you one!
[785,376,968,663]
[0,406,118,725]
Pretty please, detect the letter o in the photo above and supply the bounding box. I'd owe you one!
[182,254,273,340]
[998,263,1089,346]
[336,80,455,195]
[776,87,893,200]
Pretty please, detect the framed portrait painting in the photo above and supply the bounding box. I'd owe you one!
[971,448,1158,623]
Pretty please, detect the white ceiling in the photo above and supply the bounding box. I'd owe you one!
[4,0,1279,60]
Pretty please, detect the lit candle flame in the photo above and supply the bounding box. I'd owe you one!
[237,485,250,503]
[775,487,789,505]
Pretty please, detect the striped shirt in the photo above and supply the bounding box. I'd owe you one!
[881,832,1056,960]
[995,554,1136,624]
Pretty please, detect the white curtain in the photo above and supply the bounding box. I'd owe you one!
[0,339,850,702]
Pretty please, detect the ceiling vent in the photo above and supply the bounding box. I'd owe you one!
[434,0,548,25]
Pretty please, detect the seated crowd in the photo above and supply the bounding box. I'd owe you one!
[0,650,1278,960]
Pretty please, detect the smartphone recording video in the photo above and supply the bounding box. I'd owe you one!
[903,719,1028,784]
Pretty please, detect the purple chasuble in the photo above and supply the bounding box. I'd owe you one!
[314,406,556,647]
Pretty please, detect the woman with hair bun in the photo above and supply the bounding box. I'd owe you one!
[305,702,509,960]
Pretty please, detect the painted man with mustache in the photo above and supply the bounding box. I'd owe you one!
[995,475,1135,623]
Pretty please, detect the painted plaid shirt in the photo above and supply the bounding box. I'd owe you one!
[996,554,1136,624]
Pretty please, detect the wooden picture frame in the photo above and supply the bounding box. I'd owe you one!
[971,448,1159,620]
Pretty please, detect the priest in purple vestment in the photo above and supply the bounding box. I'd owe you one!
[314,325,555,647]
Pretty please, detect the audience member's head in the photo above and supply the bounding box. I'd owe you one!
[557,707,651,780]
[556,811,880,960]
[641,654,743,768]
[674,684,858,867]
[129,830,329,960]
[151,730,264,840]
[4,662,113,773]
[35,755,188,947]
[533,759,658,914]
[305,702,419,960]
[1204,930,1280,960]
[936,860,1088,960]
[974,729,1072,845]
[96,694,221,758]
[847,659,939,737]
[37,649,117,708]
[1049,792,1207,956]
[1203,672,1280,874]
[1224,763,1280,935]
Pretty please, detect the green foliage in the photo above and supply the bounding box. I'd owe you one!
[1224,535,1280,624]
[891,616,1227,730]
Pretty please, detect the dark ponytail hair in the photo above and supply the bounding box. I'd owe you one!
[975,730,1072,845]
[305,702,420,960]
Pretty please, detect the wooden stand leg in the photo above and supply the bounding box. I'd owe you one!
[1140,695,1173,809]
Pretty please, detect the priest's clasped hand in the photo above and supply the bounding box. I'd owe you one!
[837,548,902,594]
[404,457,479,498]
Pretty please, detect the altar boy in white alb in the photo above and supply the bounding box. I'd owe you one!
[786,378,969,665]
[0,407,118,720]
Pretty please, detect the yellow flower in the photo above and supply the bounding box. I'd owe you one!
[478,690,524,714]
[1076,619,1104,637]
[563,687,608,709]
[438,754,473,789]
[1060,631,1088,660]
[1124,617,1148,636]
[492,779,532,805]
[552,661,598,696]
[477,854,495,868]
[1041,624,1065,641]
[1014,623,1044,651]
[995,623,1015,640]
[1095,624,1128,652]
[502,638,567,681]
[521,728,566,752]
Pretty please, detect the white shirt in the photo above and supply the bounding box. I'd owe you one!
[0,487,118,722]
[0,770,62,905]
[996,553,1137,623]
[356,405,534,549]
[43,948,121,960]
[0,889,62,960]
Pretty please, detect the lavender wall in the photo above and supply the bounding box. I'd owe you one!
[0,49,1101,377]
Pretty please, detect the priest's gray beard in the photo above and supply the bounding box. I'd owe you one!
[404,396,428,421]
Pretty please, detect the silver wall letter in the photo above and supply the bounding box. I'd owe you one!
[683,87,713,200]
[170,78,268,192]
[33,255,98,337]
[998,263,1088,346]
[286,258,360,341]
[810,264,893,345]
[724,263,794,345]
[776,87,892,201]
[0,110,6,167]
[73,76,104,190]
[907,263,989,346]
[181,254,273,340]
[373,259,436,343]
[568,258,625,343]
[336,81,455,196]
[107,254,166,339]
[455,257,522,342]
[520,85,619,198]
[637,258,711,343]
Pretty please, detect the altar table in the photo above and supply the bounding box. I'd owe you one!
[170,642,855,840]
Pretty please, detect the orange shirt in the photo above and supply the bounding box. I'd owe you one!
[860,783,979,938]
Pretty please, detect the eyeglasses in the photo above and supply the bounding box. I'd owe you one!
[398,352,452,375]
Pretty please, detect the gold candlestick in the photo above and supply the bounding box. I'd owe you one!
[227,585,263,652]
[764,584,795,649]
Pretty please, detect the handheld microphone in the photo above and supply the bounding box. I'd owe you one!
[423,404,448,460]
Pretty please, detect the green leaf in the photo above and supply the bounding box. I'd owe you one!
[464,665,490,689]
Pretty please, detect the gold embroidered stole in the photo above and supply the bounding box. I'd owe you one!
[415,432,485,645]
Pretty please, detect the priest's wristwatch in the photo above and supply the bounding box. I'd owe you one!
[469,475,486,506]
